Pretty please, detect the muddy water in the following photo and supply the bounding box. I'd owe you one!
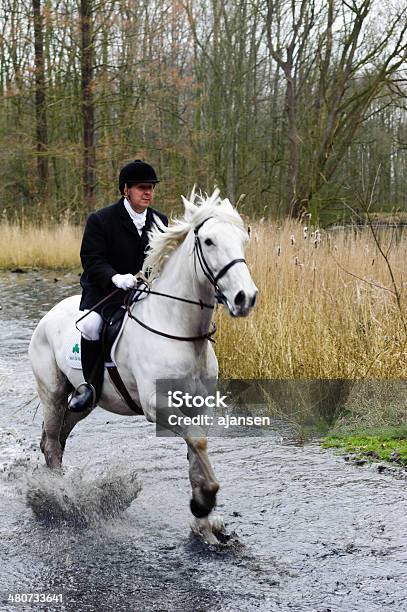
[0,271,406,612]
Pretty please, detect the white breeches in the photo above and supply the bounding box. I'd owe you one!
[77,311,103,341]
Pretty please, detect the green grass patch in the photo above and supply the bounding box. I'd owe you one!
[322,426,407,466]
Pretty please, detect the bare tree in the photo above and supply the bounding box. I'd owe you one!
[265,0,407,219]
[32,0,49,203]
[0,0,406,220]
[266,0,315,216]
[80,0,96,210]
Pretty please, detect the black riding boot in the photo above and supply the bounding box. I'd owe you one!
[69,337,104,412]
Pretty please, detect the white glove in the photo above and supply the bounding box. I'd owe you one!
[112,273,136,290]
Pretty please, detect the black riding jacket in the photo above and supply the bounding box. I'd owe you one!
[79,198,168,312]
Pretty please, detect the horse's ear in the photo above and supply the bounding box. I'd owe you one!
[208,187,220,206]
[189,184,196,203]
[221,197,235,212]
[181,195,198,220]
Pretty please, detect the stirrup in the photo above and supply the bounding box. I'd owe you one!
[68,382,96,412]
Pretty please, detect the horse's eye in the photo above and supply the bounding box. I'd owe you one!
[205,238,214,246]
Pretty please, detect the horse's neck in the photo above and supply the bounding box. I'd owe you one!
[147,237,215,334]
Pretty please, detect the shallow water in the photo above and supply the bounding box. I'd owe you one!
[0,271,406,611]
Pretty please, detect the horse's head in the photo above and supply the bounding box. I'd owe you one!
[183,189,258,317]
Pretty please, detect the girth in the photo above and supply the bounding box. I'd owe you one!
[100,304,143,415]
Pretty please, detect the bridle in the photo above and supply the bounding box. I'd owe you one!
[126,217,247,342]
[193,217,246,310]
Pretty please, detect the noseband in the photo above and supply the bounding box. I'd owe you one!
[194,217,247,308]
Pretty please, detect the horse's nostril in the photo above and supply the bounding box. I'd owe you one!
[234,290,245,306]
[250,293,257,307]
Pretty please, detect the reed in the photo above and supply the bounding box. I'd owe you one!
[0,220,81,269]
[216,220,407,380]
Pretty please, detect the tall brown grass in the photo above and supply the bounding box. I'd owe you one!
[0,220,81,269]
[1,218,407,379]
[216,220,407,379]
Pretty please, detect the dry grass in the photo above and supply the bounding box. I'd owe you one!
[0,220,81,269]
[216,220,407,379]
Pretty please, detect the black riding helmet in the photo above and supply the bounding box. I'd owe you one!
[119,159,159,194]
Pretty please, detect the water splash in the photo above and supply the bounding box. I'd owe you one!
[26,464,142,527]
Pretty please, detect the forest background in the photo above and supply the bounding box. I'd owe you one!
[0,0,406,223]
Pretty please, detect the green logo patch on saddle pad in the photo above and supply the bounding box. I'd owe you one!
[66,334,83,369]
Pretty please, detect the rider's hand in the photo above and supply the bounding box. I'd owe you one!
[112,273,136,290]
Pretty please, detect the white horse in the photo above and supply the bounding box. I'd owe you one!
[29,190,258,540]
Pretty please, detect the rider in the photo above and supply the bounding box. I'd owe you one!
[69,159,168,412]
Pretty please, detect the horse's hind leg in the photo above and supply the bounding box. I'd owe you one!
[39,397,66,468]
[59,407,92,453]
[39,382,70,469]
[31,338,70,468]
[39,390,90,462]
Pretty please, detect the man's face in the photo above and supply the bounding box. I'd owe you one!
[126,183,155,213]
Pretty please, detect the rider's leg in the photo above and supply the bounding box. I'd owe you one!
[69,311,104,413]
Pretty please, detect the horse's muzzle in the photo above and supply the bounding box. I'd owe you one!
[229,288,258,317]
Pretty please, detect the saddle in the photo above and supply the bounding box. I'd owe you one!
[101,304,126,362]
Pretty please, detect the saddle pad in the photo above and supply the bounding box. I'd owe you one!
[66,329,83,369]
[66,312,129,370]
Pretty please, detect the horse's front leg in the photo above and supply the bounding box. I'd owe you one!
[143,389,220,532]
[186,436,219,519]
[186,436,222,544]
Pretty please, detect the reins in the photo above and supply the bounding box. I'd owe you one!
[124,283,217,343]
[127,284,214,310]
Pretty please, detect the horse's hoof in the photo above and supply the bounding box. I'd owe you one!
[210,515,225,535]
[44,452,63,470]
[191,517,221,545]
[46,463,63,472]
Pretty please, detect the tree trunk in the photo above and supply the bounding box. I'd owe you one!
[32,0,49,202]
[284,53,301,217]
[80,0,96,211]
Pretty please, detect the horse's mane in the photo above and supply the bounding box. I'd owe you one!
[143,188,244,280]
